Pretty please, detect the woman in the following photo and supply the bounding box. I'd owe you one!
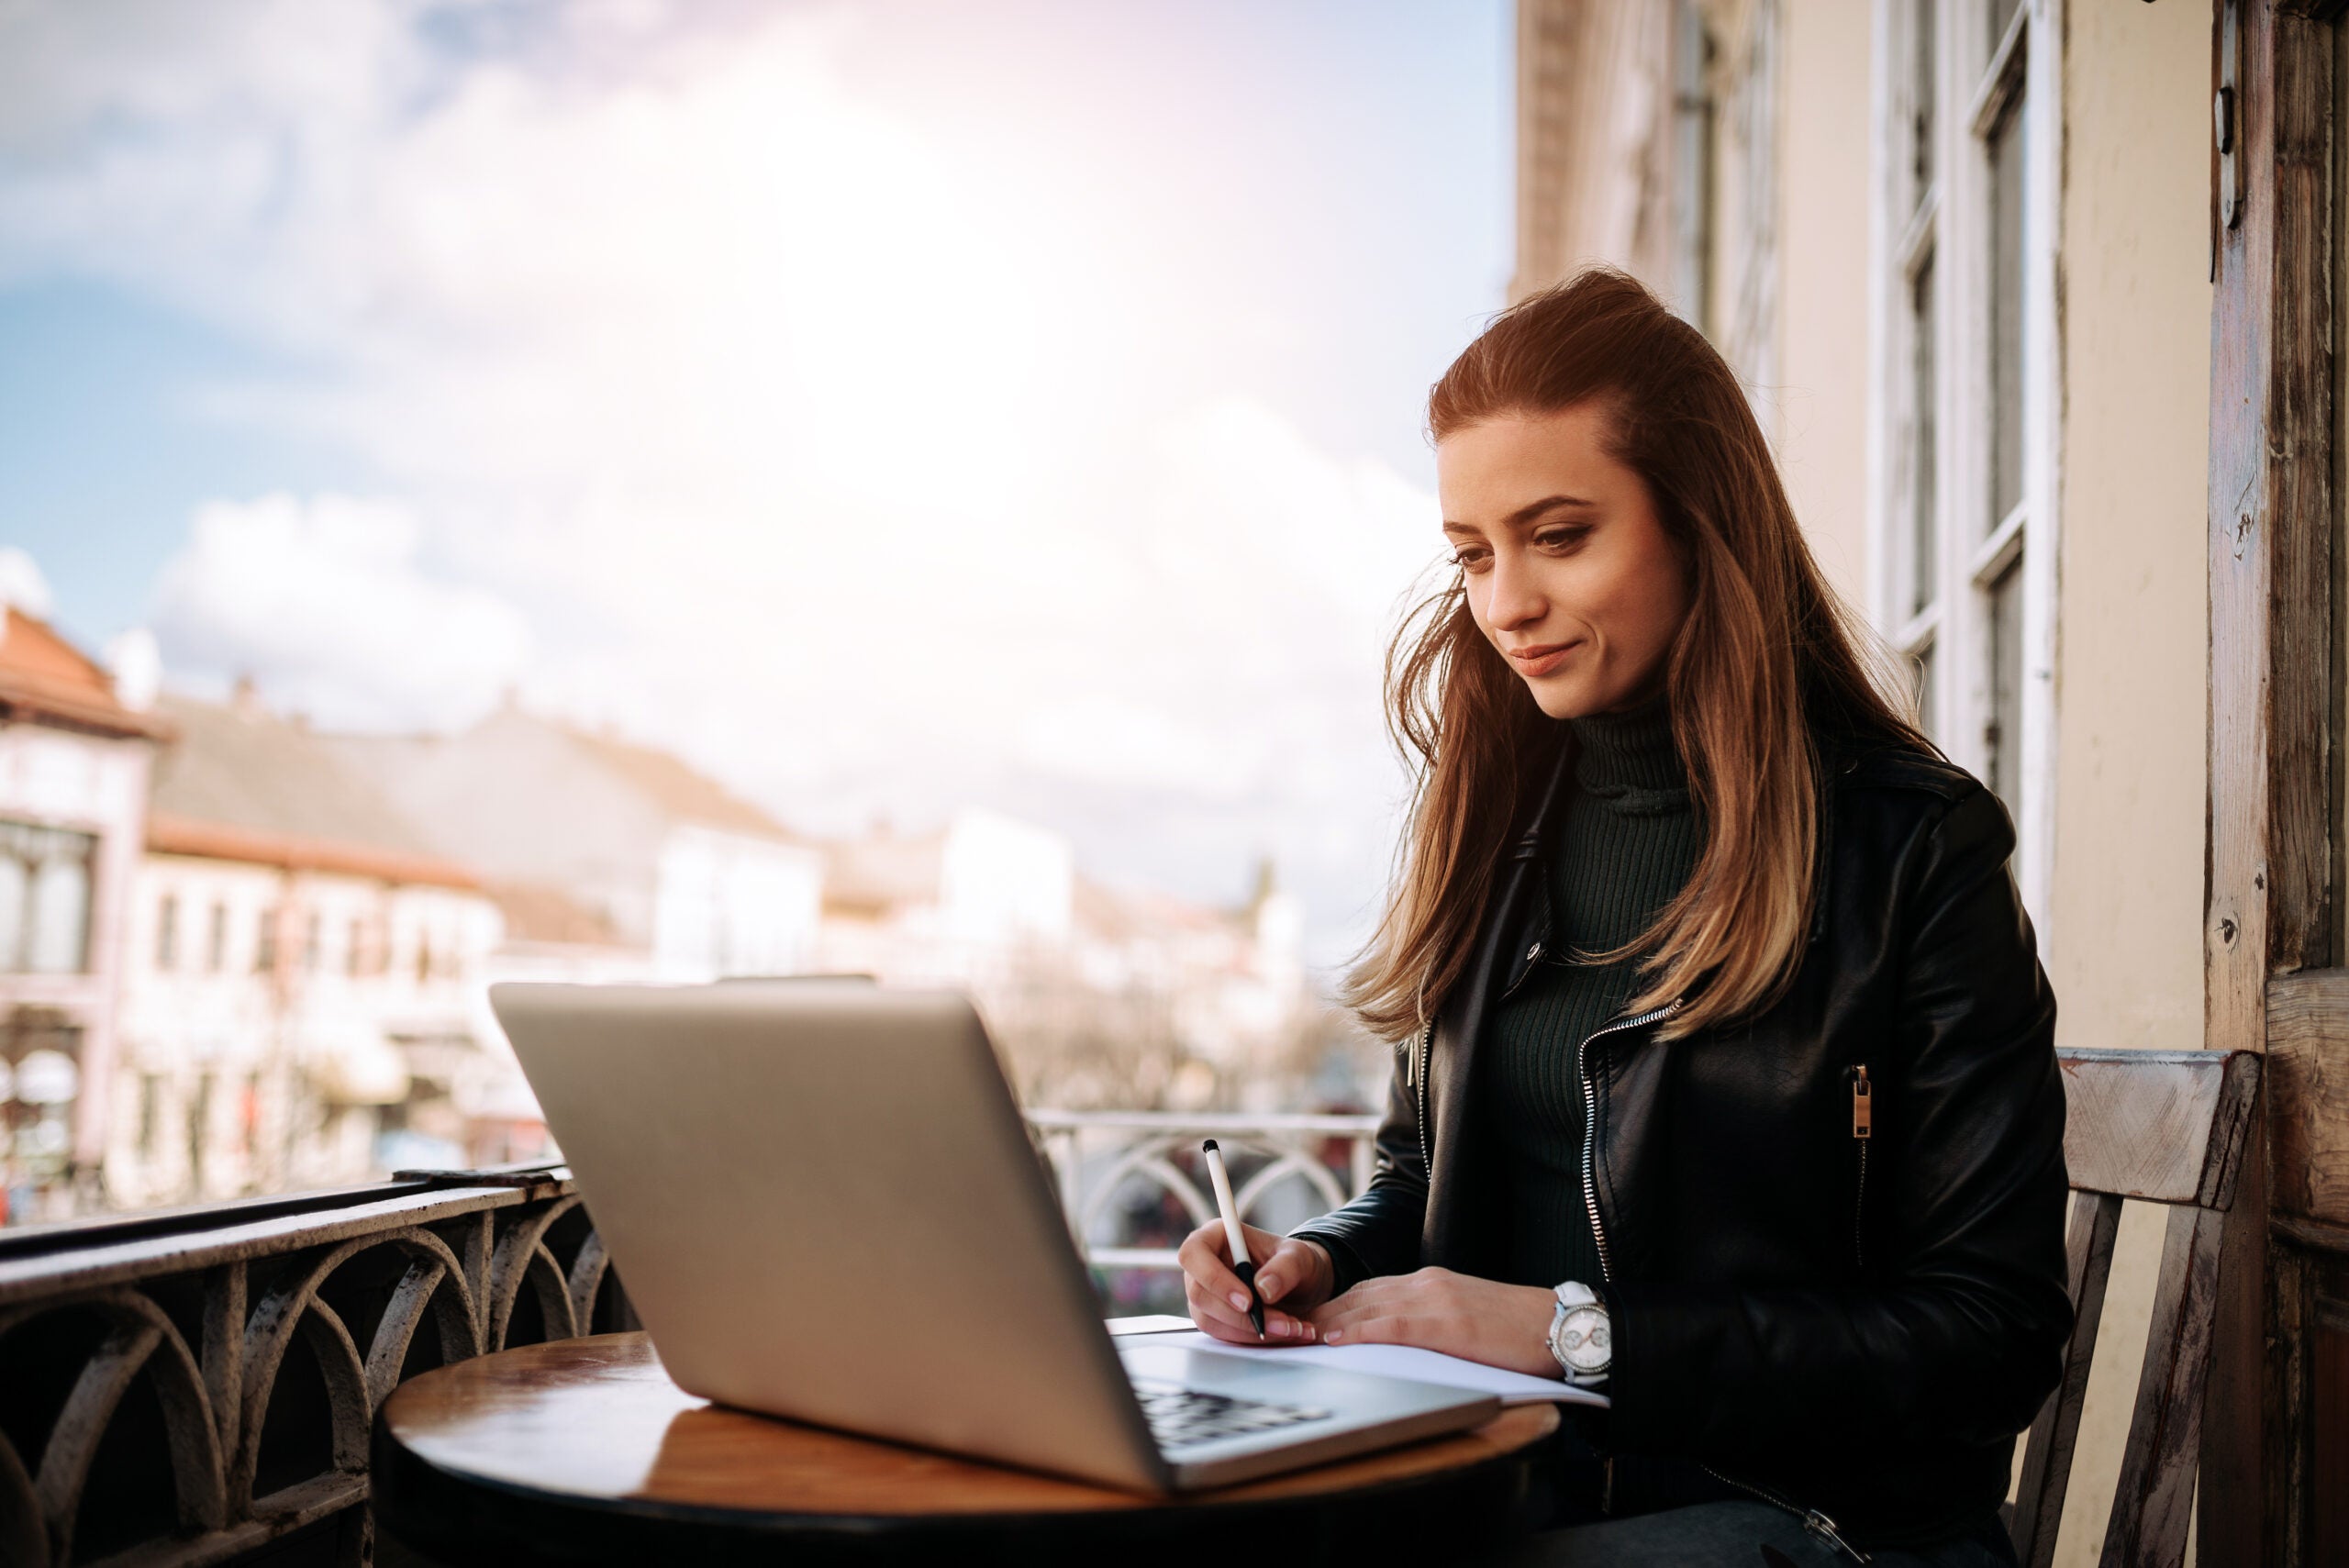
[1177,270,2069,1566]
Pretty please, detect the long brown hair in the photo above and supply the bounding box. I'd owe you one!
[1344,268,1926,1043]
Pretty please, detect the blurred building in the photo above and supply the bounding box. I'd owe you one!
[818,807,1075,982]
[106,688,515,1207]
[1512,2,2210,1559]
[821,809,1314,1108]
[330,699,823,984]
[0,607,167,1223]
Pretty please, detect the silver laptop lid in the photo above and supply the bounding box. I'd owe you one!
[489,981,1167,1489]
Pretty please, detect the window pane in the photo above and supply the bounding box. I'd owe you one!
[1911,0,1935,195]
[1987,0,2021,53]
[157,894,178,971]
[139,1073,162,1156]
[1987,558,2026,812]
[28,854,91,973]
[1669,0,1716,328]
[1909,253,1938,616]
[0,821,95,973]
[1988,96,2028,532]
[0,855,22,971]
[207,903,228,972]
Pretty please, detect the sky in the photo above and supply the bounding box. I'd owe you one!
[0,0,1513,970]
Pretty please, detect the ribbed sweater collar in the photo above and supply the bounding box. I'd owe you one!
[1568,695,1687,800]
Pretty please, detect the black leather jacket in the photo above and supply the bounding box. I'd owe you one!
[1290,737,2070,1552]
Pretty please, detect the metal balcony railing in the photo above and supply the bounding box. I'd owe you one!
[1029,1108,1381,1271]
[0,1109,1378,1567]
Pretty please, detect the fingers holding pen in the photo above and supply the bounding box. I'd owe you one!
[1175,1219,1318,1341]
[1253,1235,1334,1314]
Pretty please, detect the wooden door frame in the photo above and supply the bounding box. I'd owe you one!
[2203,3,2347,1564]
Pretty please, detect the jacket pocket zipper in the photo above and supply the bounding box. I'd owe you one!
[1850,1063,1871,1270]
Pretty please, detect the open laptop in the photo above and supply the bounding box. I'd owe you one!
[488,980,1499,1492]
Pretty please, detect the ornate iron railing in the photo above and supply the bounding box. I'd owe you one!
[1028,1109,1381,1271]
[0,1165,626,1568]
[0,1112,1381,1566]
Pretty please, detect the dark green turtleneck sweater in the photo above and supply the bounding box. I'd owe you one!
[1478,698,1700,1292]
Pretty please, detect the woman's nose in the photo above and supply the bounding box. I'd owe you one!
[1485,550,1545,630]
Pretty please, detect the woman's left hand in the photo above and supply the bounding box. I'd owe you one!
[1307,1267,1563,1378]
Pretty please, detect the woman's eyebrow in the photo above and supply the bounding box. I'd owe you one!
[1442,495,1598,536]
[1504,494,1598,527]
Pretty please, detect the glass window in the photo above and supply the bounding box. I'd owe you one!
[0,820,96,973]
[139,1073,161,1156]
[1987,558,2027,811]
[0,855,21,972]
[255,906,278,974]
[1910,0,1936,194]
[1987,0,2022,52]
[188,1072,212,1184]
[156,894,179,971]
[1988,95,2028,533]
[304,911,321,972]
[347,917,367,977]
[1909,254,1938,617]
[1669,0,1717,330]
[1910,640,1937,734]
[207,903,228,972]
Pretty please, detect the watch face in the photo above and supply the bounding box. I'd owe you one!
[1554,1306,1610,1373]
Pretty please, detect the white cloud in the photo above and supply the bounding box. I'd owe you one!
[102,627,161,711]
[0,0,1470,956]
[150,494,531,731]
[0,547,53,618]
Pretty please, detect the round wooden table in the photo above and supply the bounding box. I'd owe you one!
[373,1332,1562,1567]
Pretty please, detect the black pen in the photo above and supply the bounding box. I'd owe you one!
[1200,1139,1266,1340]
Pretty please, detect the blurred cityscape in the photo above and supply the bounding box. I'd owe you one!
[0,583,1372,1227]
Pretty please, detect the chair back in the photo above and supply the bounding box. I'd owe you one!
[2008,1047,2260,1568]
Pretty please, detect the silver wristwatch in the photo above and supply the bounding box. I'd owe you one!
[1547,1281,1611,1385]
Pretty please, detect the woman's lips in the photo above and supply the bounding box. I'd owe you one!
[1506,640,1583,677]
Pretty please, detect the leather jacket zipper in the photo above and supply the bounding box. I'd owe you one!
[1576,997,1680,1281]
[1407,931,1542,1184]
[1702,1471,1873,1564]
[1408,1018,1435,1178]
[1577,998,1871,1564]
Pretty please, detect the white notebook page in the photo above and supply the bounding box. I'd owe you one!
[1137,1328,1609,1408]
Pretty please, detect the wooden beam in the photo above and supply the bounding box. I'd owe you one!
[2267,973,2349,1223]
[2203,2,2338,1562]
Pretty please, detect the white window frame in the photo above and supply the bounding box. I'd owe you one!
[1867,0,2062,942]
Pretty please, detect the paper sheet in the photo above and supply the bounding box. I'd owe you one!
[1141,1328,1609,1408]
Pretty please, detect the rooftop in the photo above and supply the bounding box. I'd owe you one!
[147,690,479,889]
[0,607,171,740]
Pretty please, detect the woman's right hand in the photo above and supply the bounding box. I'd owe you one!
[1176,1220,1337,1344]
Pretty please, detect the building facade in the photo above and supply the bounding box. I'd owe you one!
[1512,1,2243,1560]
[105,690,514,1206]
[0,607,165,1222]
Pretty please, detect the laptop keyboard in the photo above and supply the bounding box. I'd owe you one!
[1130,1379,1331,1451]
